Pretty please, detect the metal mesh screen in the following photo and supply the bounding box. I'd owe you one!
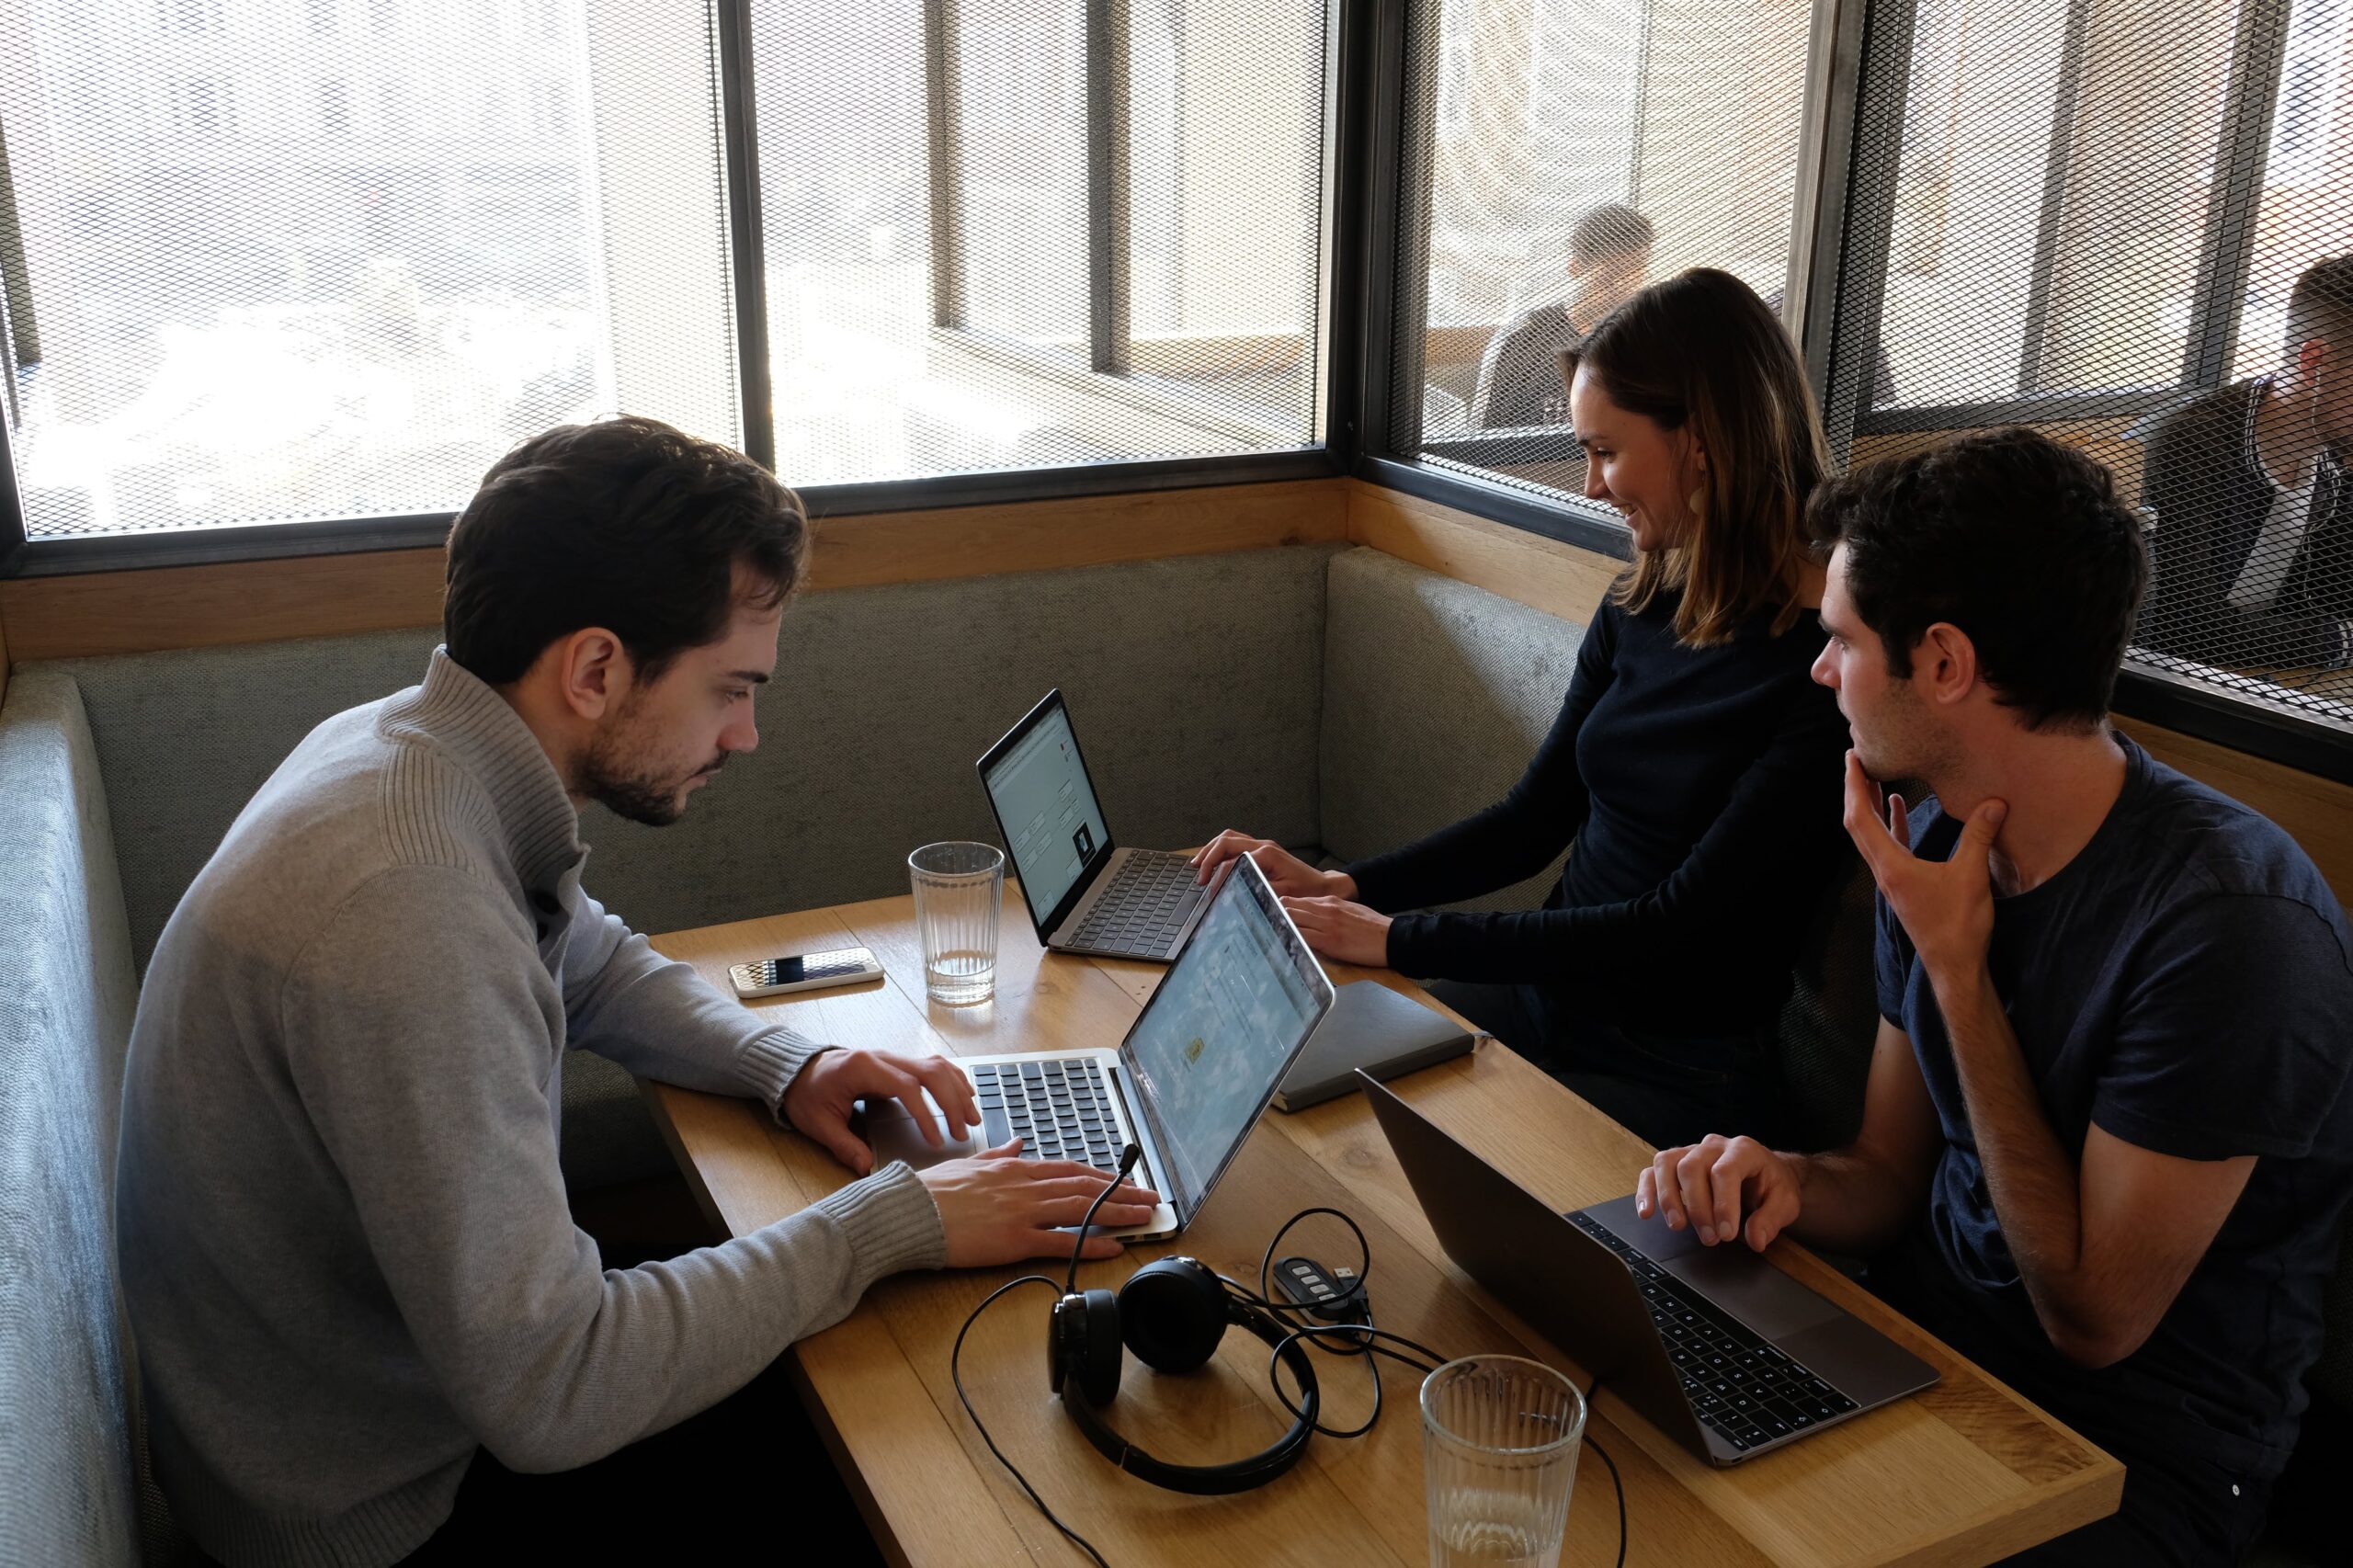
[1831,0,2353,724]
[1392,0,1816,508]
[0,1,742,541]
[749,0,1329,484]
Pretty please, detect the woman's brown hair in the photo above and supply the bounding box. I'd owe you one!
[1560,267,1833,646]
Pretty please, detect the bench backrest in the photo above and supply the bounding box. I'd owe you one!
[0,671,146,1565]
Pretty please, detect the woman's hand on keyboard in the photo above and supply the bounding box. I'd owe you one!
[922,1142,1163,1266]
[1190,830,1356,900]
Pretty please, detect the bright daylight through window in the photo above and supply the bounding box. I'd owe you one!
[0,0,1333,542]
[0,1,741,540]
[1395,0,1817,503]
[1837,0,2353,728]
[747,0,1330,484]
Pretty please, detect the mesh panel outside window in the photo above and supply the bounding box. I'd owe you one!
[0,0,1331,541]
[749,0,1328,484]
[1393,0,1816,513]
[0,1,740,541]
[1834,0,2353,726]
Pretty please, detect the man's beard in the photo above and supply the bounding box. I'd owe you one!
[580,727,726,827]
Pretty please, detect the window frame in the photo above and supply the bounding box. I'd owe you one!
[3,0,2350,784]
[0,0,1344,577]
[1832,0,2292,447]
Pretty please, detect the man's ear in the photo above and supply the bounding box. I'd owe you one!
[1914,621,1979,709]
[553,628,630,722]
[2295,335,2331,391]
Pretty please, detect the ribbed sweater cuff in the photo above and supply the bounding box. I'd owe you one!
[739,1027,833,1125]
[813,1161,949,1286]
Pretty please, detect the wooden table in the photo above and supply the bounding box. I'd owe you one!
[642,891,2120,1567]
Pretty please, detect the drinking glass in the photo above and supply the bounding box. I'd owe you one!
[1422,1355,1586,1567]
[908,841,1004,1006]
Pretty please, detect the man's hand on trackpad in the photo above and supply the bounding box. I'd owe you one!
[780,1046,981,1176]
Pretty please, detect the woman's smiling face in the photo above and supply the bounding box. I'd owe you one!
[1570,362,1705,554]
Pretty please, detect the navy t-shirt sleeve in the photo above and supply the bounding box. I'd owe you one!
[2092,893,2353,1162]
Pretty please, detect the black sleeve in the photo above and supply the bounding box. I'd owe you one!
[1343,601,1614,915]
[2143,405,2344,670]
[1378,674,1852,986]
[1469,317,1555,430]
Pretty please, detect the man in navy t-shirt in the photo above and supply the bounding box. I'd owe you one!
[1631,427,2353,1563]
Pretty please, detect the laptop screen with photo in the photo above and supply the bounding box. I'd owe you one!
[981,699,1112,931]
[1121,860,1331,1214]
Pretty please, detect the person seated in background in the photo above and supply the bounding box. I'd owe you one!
[1466,202,1895,435]
[2143,254,2353,671]
[1469,202,1654,429]
[115,415,1156,1568]
[1641,427,2353,1565]
[1196,268,1853,1151]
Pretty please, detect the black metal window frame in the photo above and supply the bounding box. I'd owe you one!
[1836,0,2290,448]
[0,0,1343,579]
[3,0,2349,784]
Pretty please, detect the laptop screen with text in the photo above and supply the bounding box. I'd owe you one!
[1122,860,1330,1214]
[981,700,1112,930]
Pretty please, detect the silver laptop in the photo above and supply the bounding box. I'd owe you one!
[865,855,1336,1240]
[1361,1074,1938,1465]
[978,688,1209,961]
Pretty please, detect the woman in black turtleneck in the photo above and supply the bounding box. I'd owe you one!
[1195,268,1851,1150]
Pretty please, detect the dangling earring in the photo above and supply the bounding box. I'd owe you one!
[1688,483,1707,518]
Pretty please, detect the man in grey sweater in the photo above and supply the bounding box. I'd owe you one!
[115,416,1157,1567]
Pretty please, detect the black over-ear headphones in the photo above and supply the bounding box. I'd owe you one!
[1048,1254,1321,1494]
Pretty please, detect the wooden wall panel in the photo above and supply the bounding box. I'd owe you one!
[0,548,449,664]
[0,480,1349,663]
[800,477,1345,592]
[1342,477,1625,623]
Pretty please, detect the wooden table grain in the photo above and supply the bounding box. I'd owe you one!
[642,891,2120,1567]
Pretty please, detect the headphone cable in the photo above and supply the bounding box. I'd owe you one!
[951,1274,1111,1568]
[949,1151,1141,1568]
[1583,1376,1629,1568]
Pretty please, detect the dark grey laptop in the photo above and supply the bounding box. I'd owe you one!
[978,688,1207,962]
[1359,1074,1938,1465]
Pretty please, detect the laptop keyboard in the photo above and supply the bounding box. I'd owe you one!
[1067,852,1201,954]
[1568,1212,1859,1453]
[972,1059,1124,1172]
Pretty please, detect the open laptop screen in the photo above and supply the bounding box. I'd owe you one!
[979,696,1112,933]
[1122,858,1332,1216]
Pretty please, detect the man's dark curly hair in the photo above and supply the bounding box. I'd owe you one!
[444,415,806,687]
[1808,427,2146,731]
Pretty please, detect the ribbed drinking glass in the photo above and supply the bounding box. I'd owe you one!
[1422,1355,1586,1568]
[908,841,1004,1006]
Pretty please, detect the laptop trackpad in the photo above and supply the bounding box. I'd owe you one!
[1661,1245,1845,1340]
[860,1093,984,1171]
